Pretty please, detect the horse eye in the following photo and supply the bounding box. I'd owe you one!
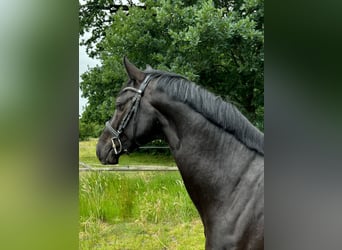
[116,103,124,111]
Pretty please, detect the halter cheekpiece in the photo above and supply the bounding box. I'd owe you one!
[105,75,152,155]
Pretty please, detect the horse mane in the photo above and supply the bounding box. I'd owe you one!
[144,69,264,155]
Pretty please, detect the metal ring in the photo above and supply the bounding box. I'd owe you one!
[111,137,122,155]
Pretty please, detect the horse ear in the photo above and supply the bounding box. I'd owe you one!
[123,57,145,83]
[146,64,152,70]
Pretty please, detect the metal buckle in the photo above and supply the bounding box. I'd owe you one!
[111,137,122,155]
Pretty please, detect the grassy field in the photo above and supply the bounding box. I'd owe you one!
[79,139,176,166]
[79,139,204,249]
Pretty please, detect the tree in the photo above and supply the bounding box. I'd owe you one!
[79,0,146,58]
[80,0,264,131]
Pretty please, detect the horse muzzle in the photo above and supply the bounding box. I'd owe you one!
[96,140,119,165]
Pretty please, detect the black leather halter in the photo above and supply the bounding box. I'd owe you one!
[105,75,152,155]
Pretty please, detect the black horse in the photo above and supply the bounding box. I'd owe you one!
[96,58,264,250]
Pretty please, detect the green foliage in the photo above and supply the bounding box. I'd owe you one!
[79,119,103,141]
[80,0,264,130]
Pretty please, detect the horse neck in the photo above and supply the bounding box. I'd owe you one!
[150,90,258,174]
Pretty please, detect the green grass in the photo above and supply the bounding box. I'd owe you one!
[80,219,204,250]
[79,139,204,249]
[79,138,176,166]
[79,172,197,223]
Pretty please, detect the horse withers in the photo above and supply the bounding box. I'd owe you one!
[96,57,264,250]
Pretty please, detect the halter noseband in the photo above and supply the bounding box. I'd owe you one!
[105,75,152,155]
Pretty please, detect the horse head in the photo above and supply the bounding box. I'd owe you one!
[96,57,161,164]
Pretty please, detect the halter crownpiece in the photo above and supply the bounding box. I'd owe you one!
[105,75,152,155]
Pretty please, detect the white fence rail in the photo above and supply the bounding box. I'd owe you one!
[79,162,178,172]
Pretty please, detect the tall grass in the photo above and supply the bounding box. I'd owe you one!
[79,140,204,249]
[79,172,198,224]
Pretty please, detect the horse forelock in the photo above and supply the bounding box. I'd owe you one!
[144,69,264,155]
